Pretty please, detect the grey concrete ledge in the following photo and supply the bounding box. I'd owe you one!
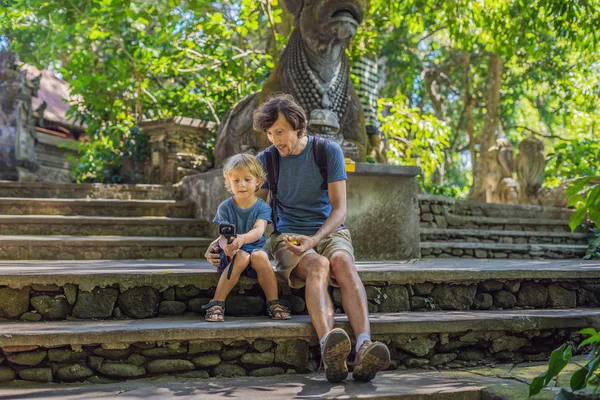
[0,309,598,348]
[0,369,491,400]
[350,163,421,177]
[421,228,589,238]
[0,259,598,290]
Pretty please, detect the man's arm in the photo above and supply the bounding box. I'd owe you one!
[285,180,347,253]
[312,180,347,243]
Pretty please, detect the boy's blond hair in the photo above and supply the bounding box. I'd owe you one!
[223,153,266,193]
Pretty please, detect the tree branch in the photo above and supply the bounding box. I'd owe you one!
[505,126,570,141]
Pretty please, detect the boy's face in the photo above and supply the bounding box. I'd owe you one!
[226,168,258,201]
[266,113,300,158]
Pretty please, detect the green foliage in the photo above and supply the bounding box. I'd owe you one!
[1,0,280,182]
[566,176,600,227]
[419,178,469,199]
[529,328,600,398]
[354,0,600,189]
[379,95,451,182]
[567,174,600,259]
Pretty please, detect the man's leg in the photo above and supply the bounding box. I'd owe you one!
[290,253,333,338]
[329,250,369,336]
[330,250,390,382]
[291,253,351,382]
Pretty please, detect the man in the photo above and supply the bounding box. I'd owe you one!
[205,94,390,383]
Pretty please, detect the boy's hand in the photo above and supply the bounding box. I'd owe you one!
[284,235,315,255]
[222,237,242,257]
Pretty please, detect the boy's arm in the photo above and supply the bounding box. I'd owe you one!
[237,219,268,246]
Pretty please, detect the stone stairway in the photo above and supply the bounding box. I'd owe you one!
[419,194,591,259]
[0,182,212,260]
[0,181,598,395]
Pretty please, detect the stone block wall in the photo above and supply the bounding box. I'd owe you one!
[0,327,586,383]
[1,278,598,322]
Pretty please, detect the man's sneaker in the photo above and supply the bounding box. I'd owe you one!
[321,328,351,382]
[352,341,390,382]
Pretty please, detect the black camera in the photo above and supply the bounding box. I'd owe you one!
[219,223,237,244]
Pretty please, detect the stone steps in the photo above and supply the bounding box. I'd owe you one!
[0,236,212,260]
[420,241,588,259]
[0,198,194,217]
[421,228,589,245]
[419,194,573,220]
[0,259,598,321]
[0,181,181,200]
[0,309,595,384]
[429,214,574,232]
[0,215,208,237]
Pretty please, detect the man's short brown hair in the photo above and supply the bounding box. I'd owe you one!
[253,93,307,138]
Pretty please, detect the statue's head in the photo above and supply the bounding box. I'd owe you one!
[283,0,366,50]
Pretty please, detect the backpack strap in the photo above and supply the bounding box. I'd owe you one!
[264,145,280,235]
[313,136,329,190]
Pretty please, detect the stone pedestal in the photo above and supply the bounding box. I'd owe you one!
[140,117,217,185]
[182,163,422,260]
[346,164,421,260]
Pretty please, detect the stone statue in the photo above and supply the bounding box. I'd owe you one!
[515,136,546,204]
[485,138,519,204]
[213,0,368,166]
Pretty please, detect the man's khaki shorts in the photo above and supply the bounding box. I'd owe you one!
[271,229,355,289]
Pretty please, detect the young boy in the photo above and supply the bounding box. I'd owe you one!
[202,153,291,322]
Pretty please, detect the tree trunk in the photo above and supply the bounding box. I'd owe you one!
[469,52,503,201]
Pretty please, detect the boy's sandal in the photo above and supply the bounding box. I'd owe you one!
[201,300,225,322]
[267,300,292,320]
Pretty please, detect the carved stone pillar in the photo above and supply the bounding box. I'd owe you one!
[0,50,39,181]
[140,117,216,184]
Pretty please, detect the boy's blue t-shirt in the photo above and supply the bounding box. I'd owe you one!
[213,197,272,248]
[256,135,347,236]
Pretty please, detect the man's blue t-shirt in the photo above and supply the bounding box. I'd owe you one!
[256,135,347,236]
[213,197,272,248]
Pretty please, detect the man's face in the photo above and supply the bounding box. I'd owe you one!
[266,113,301,158]
[298,0,366,49]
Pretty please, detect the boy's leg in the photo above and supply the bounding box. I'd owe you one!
[249,251,278,301]
[213,251,251,302]
[251,251,290,320]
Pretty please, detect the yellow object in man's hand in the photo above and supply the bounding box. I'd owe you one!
[284,236,300,246]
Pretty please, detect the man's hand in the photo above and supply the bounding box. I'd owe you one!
[204,239,221,268]
[284,234,317,255]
